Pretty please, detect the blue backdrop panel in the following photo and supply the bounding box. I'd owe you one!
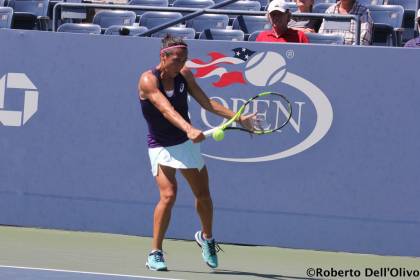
[0,29,419,257]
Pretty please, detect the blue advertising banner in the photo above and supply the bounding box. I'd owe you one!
[0,29,419,256]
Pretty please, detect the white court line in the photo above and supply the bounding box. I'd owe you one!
[0,265,185,280]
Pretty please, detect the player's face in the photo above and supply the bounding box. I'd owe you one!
[162,48,188,77]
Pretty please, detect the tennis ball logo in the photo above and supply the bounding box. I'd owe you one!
[244,52,287,87]
[0,73,39,127]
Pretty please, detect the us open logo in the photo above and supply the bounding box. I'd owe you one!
[0,73,39,127]
[187,50,334,162]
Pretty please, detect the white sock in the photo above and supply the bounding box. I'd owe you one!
[202,233,214,241]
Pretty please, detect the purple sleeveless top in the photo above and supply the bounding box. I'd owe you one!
[140,69,190,148]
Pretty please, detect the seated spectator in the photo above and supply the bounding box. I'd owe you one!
[288,0,322,33]
[256,0,309,43]
[318,0,373,45]
[404,9,420,48]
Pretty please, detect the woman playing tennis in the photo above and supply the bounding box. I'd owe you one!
[138,35,254,271]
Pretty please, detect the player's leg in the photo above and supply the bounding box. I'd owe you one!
[153,164,178,250]
[147,164,177,271]
[181,166,212,238]
[181,166,219,268]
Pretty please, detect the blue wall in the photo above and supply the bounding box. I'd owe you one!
[0,29,419,257]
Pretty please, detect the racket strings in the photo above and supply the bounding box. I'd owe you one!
[252,115,268,131]
[249,94,292,133]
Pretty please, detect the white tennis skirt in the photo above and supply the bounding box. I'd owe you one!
[148,140,205,176]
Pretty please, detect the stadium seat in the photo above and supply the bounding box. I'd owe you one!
[57,23,101,34]
[93,10,136,29]
[387,0,416,10]
[247,30,260,41]
[186,14,228,33]
[368,5,404,46]
[139,11,183,29]
[313,3,334,13]
[306,32,345,44]
[232,15,271,37]
[129,0,168,7]
[8,0,49,30]
[60,0,86,25]
[313,0,337,5]
[199,28,244,40]
[172,0,214,9]
[255,0,269,10]
[150,26,196,39]
[0,6,13,28]
[222,0,266,9]
[104,25,148,35]
[387,0,418,43]
[128,0,169,16]
[281,2,298,12]
[0,0,6,6]
[357,0,383,5]
[222,1,261,14]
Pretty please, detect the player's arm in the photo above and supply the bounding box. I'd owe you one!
[181,67,254,130]
[138,71,204,142]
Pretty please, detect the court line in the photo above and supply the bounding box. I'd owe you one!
[0,265,185,280]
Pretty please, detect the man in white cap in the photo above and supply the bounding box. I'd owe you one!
[256,0,309,43]
[404,9,420,48]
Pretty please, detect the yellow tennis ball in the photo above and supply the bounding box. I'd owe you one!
[212,129,225,141]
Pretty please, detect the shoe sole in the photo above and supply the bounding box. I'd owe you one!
[145,262,168,271]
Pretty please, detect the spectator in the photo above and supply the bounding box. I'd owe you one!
[256,0,309,43]
[404,9,420,48]
[318,0,373,45]
[288,0,322,33]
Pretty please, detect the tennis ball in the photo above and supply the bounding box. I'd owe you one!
[244,51,287,87]
[212,129,225,141]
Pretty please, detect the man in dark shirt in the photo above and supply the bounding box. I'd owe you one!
[256,0,309,43]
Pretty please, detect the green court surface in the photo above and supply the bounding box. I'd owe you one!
[0,226,419,280]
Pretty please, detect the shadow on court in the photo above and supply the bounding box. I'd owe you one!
[170,268,319,280]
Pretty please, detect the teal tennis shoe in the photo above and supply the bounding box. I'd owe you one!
[195,231,222,268]
[146,250,167,271]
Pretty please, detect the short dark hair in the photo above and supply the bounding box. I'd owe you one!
[160,34,188,55]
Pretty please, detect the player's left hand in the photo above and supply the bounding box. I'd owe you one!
[238,113,257,131]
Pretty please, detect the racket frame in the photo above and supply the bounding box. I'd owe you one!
[203,91,292,137]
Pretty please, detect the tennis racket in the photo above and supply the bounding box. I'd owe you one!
[203,91,292,140]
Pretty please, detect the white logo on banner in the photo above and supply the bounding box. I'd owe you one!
[0,73,39,127]
[188,51,334,162]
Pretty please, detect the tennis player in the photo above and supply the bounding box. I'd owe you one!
[139,35,254,271]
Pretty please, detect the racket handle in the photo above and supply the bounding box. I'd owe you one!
[203,127,218,138]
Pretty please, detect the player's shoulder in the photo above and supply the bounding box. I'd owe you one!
[180,67,195,82]
[140,70,158,84]
[180,67,193,77]
[140,69,156,80]
[139,70,159,91]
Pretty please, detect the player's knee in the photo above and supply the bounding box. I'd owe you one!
[160,192,177,206]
